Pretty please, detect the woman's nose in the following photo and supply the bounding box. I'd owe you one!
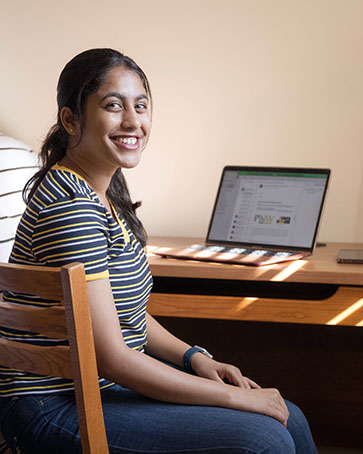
[121,108,141,130]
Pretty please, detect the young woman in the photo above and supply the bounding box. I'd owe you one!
[0,48,317,453]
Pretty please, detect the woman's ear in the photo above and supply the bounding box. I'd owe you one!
[60,106,79,136]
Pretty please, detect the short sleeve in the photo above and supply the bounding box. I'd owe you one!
[32,196,109,281]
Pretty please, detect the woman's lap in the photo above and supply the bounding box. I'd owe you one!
[0,385,317,454]
[103,386,298,454]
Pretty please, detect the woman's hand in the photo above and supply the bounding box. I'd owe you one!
[191,354,288,426]
[229,387,290,427]
[191,353,260,389]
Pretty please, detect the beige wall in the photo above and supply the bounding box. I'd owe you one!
[1,0,362,242]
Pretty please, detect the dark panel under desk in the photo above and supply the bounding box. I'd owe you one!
[152,276,338,300]
[154,317,363,449]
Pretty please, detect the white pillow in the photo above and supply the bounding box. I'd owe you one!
[0,133,38,262]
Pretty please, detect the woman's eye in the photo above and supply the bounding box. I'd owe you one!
[107,102,122,110]
[136,103,147,110]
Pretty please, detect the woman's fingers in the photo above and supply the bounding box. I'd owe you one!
[245,377,261,389]
[264,388,289,426]
[191,356,262,391]
[230,387,290,426]
[219,364,261,389]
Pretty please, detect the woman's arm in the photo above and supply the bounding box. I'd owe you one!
[144,313,190,367]
[86,278,288,426]
[145,313,260,389]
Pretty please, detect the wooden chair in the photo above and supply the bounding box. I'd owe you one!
[0,262,109,453]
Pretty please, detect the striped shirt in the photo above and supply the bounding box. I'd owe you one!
[0,164,153,397]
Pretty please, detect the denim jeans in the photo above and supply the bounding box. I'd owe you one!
[0,384,317,454]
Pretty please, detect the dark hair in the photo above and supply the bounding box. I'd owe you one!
[24,48,151,246]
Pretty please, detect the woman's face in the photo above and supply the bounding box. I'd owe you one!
[74,65,151,172]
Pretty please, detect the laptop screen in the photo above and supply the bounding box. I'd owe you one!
[207,166,330,251]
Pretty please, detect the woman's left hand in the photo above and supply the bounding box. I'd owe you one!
[190,353,261,389]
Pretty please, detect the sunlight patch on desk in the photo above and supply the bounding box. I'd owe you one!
[355,319,363,327]
[269,260,307,282]
[326,298,363,325]
[196,249,217,258]
[236,297,258,311]
[146,245,171,256]
[217,252,240,261]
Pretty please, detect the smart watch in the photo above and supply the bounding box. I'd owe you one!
[183,345,213,374]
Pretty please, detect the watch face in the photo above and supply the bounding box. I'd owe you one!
[194,345,213,359]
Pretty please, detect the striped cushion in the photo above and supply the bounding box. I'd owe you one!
[0,133,38,262]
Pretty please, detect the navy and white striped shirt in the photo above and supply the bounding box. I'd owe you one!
[0,164,153,397]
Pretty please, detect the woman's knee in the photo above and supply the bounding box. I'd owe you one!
[213,411,296,454]
[257,419,296,454]
[285,400,317,454]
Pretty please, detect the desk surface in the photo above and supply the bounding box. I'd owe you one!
[147,236,363,286]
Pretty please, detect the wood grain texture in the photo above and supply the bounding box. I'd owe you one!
[61,263,108,453]
[0,262,63,299]
[149,286,363,326]
[147,237,363,327]
[0,262,108,454]
[147,237,363,285]
[0,338,72,378]
[0,301,67,338]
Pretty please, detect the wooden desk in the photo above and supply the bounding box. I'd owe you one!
[147,237,363,327]
[147,237,363,448]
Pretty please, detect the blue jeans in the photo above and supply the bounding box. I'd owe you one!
[0,384,316,454]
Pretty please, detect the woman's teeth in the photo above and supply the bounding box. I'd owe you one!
[117,137,137,145]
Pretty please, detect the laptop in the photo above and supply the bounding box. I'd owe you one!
[153,166,331,266]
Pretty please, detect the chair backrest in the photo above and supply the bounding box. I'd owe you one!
[0,262,109,454]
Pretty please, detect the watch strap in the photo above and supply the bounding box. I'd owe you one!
[183,346,213,374]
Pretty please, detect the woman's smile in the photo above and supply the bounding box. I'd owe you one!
[110,135,140,150]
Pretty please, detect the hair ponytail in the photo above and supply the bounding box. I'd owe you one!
[23,124,68,203]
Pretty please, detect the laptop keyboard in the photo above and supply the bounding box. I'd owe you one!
[187,244,296,258]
